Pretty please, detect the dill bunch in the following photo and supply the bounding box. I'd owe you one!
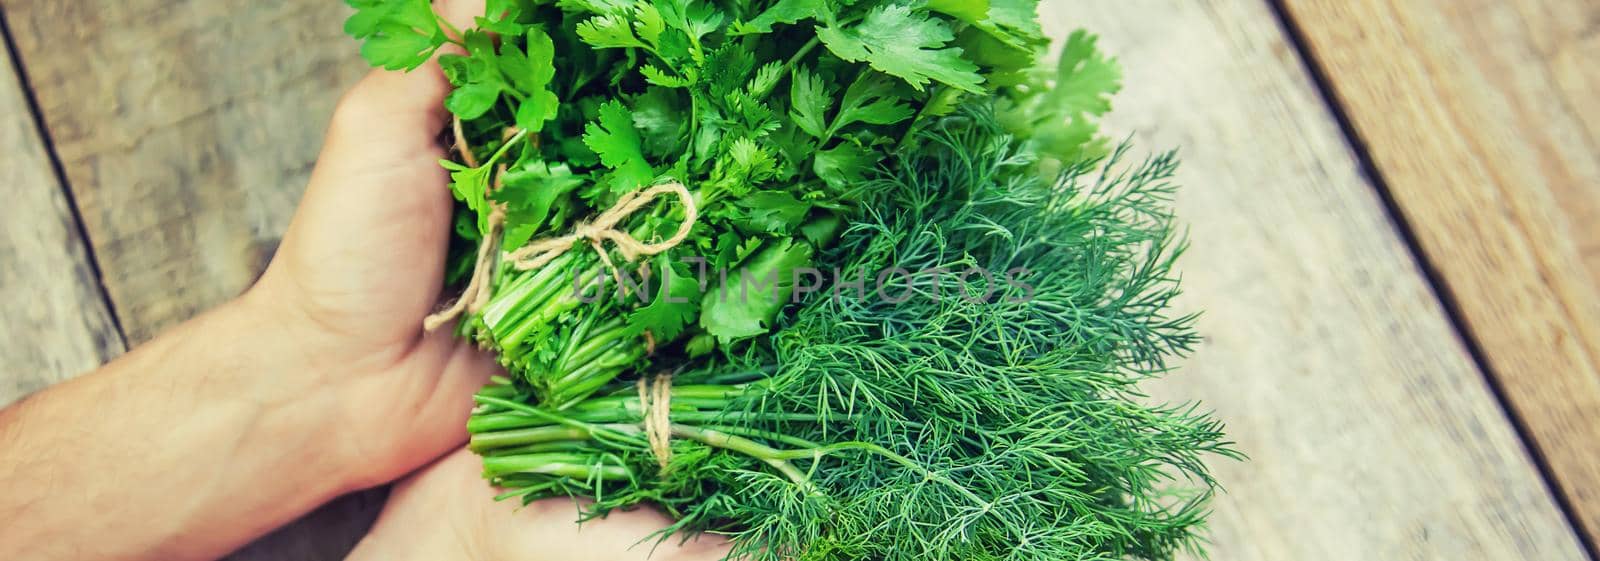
[468,110,1239,561]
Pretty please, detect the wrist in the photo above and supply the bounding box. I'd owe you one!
[0,294,365,561]
[229,283,449,494]
[180,295,364,493]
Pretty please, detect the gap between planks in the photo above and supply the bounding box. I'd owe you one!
[0,8,127,351]
[1273,0,1600,556]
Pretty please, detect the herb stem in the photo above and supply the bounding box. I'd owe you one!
[436,15,466,46]
[668,425,817,493]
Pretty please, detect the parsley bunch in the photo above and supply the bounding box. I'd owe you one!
[346,0,1233,559]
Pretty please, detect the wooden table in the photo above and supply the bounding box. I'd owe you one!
[2,1,1596,559]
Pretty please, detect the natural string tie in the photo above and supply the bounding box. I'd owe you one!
[637,373,674,471]
[423,180,698,331]
[505,182,697,274]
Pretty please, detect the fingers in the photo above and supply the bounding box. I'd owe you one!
[357,446,735,561]
[346,450,486,561]
[486,496,734,561]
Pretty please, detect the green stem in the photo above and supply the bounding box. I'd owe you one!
[487,128,530,166]
[470,410,833,434]
[481,453,633,480]
[668,424,817,493]
[436,15,466,46]
[469,425,592,452]
[475,396,643,446]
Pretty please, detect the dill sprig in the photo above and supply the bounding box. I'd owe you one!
[467,109,1239,561]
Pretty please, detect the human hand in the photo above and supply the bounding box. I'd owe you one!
[345,449,732,561]
[0,2,538,559]
[241,0,498,490]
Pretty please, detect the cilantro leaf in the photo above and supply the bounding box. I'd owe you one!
[440,159,494,235]
[440,32,508,119]
[495,161,584,248]
[345,0,448,71]
[624,255,701,341]
[576,13,648,49]
[634,3,668,46]
[631,87,690,157]
[476,0,528,34]
[725,138,779,186]
[788,67,833,139]
[700,238,814,342]
[657,0,724,60]
[831,73,914,134]
[981,0,1044,45]
[504,28,561,132]
[642,65,696,88]
[1050,30,1122,120]
[583,100,656,194]
[816,4,984,93]
[812,141,872,189]
[736,0,826,34]
[446,83,502,119]
[926,0,990,26]
[746,62,786,99]
[999,30,1122,163]
[735,191,812,234]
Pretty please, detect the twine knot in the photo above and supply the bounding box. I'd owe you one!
[423,180,698,331]
[505,182,697,273]
[637,373,674,471]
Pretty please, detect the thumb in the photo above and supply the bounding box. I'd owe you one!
[264,0,489,333]
[319,0,487,171]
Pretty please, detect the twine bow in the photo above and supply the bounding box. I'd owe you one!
[637,373,675,471]
[505,182,697,273]
[423,121,700,331]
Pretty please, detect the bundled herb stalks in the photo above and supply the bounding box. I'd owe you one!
[346,0,1236,559]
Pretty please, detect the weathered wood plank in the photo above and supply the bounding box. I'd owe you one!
[4,0,1588,559]
[0,1,382,559]
[0,29,124,407]
[1058,0,1590,558]
[1280,0,1600,546]
[1,0,367,344]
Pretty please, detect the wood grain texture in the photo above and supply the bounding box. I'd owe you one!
[1,0,1588,559]
[0,32,123,407]
[1280,0,1600,546]
[0,1,384,559]
[1,0,367,344]
[1058,0,1589,558]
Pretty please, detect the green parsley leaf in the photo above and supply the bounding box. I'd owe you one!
[830,73,914,134]
[577,13,648,49]
[816,4,985,93]
[812,141,872,189]
[700,238,814,342]
[789,67,833,139]
[583,100,657,194]
[505,28,561,132]
[495,161,584,248]
[345,0,448,71]
[624,255,701,341]
[736,0,825,34]
[439,159,494,235]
